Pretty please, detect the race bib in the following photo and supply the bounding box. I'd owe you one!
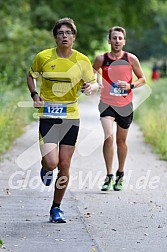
[43,102,67,118]
[110,82,128,96]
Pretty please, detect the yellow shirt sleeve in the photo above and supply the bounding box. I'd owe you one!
[77,56,96,84]
[29,51,44,79]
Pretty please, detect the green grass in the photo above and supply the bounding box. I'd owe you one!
[0,239,3,248]
[0,85,35,154]
[135,62,167,160]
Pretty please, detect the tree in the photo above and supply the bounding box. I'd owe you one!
[1,0,167,87]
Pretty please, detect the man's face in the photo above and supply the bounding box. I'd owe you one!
[55,25,75,48]
[108,31,125,52]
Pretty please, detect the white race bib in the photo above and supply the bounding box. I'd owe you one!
[110,82,128,96]
[43,102,67,118]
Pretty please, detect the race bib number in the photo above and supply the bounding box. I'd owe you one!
[43,102,67,118]
[110,82,128,96]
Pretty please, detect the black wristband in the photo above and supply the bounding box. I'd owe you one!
[31,91,38,98]
[130,83,135,89]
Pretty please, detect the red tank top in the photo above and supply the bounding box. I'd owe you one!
[101,51,133,107]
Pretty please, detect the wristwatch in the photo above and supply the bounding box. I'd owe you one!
[130,83,135,89]
[31,91,38,98]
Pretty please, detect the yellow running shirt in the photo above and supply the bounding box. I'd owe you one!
[29,48,95,119]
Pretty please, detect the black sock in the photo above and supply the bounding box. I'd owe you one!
[116,171,124,178]
[51,201,60,210]
[107,174,113,178]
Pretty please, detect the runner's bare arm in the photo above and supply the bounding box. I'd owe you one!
[81,81,99,95]
[27,72,44,107]
[92,55,103,90]
[81,60,100,95]
[27,72,37,93]
[129,54,146,88]
[93,55,103,73]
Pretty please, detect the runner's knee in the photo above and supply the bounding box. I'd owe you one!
[104,134,114,143]
[116,138,127,148]
[58,159,71,171]
[42,159,57,171]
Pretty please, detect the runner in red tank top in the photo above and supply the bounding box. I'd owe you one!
[93,26,146,191]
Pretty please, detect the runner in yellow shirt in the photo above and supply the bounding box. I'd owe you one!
[27,17,98,223]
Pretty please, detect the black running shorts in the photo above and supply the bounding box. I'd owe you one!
[39,118,80,146]
[99,101,133,129]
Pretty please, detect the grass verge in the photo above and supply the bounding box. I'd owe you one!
[0,85,35,154]
[135,77,167,160]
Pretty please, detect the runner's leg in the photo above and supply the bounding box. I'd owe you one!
[53,144,75,204]
[100,116,115,175]
[116,125,129,172]
[40,143,59,171]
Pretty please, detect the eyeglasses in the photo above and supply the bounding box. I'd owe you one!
[57,31,73,37]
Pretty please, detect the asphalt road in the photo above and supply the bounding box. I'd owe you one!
[0,93,167,252]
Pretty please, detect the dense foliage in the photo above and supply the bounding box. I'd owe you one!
[1,0,167,87]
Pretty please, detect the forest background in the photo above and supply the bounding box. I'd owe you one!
[0,0,167,159]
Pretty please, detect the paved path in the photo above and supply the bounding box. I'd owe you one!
[0,94,167,252]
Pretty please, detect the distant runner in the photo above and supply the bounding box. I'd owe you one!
[93,26,146,191]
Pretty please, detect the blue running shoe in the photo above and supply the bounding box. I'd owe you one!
[40,167,53,186]
[49,207,66,223]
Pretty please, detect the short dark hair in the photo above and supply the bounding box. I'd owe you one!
[108,26,126,39]
[52,17,77,37]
